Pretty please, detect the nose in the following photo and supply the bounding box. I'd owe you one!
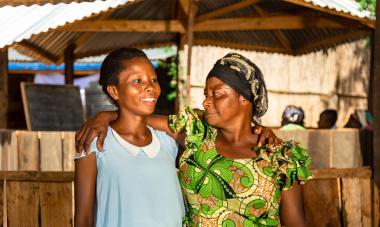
[144,80,154,92]
[202,96,212,109]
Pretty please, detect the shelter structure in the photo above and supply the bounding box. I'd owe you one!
[0,0,97,6]
[0,0,379,223]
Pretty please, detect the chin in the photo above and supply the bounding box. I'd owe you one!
[141,108,156,116]
[205,116,220,127]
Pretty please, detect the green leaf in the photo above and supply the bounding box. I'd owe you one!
[263,167,275,177]
[199,176,213,198]
[252,199,266,209]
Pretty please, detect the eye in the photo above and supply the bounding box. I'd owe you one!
[213,92,221,97]
[151,78,158,84]
[132,79,142,84]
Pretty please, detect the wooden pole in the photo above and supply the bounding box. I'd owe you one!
[0,48,8,128]
[373,0,380,226]
[64,43,75,85]
[184,0,199,106]
[369,31,375,114]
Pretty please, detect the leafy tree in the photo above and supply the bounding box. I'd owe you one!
[357,0,376,16]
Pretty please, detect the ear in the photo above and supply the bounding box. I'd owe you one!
[239,95,250,106]
[106,85,119,101]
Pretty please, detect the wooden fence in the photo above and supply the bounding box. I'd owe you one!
[0,168,373,227]
[0,130,75,171]
[0,129,370,171]
[0,129,375,226]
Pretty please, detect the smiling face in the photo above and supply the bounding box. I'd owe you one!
[202,77,250,127]
[107,57,161,116]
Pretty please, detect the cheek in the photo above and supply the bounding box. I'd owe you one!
[155,84,161,96]
[120,84,139,100]
[214,97,239,114]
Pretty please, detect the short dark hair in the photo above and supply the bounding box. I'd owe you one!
[98,48,148,98]
[319,109,337,128]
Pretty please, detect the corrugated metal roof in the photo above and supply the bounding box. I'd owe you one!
[0,0,98,7]
[0,0,130,48]
[2,0,375,63]
[303,0,374,19]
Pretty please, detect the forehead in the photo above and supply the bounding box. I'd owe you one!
[122,57,152,69]
[118,57,156,80]
[205,77,227,88]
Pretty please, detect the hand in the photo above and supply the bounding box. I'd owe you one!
[75,111,116,154]
[253,125,282,147]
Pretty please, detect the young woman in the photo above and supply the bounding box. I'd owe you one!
[74,48,185,227]
[76,53,312,226]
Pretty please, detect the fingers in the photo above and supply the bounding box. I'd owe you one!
[75,125,86,152]
[275,137,283,146]
[77,123,92,154]
[268,136,274,147]
[84,130,98,155]
[257,130,269,146]
[253,125,262,135]
[96,131,106,151]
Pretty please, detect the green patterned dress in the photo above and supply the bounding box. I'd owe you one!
[169,107,312,227]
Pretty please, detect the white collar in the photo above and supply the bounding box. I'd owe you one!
[111,126,160,158]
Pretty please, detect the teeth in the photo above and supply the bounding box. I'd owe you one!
[141,98,155,102]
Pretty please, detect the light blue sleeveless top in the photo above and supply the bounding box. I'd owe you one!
[76,126,185,227]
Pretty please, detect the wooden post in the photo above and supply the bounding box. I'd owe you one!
[64,43,75,85]
[373,0,380,226]
[176,0,199,109]
[184,0,199,106]
[0,48,8,129]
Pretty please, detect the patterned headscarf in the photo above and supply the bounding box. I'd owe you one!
[207,53,268,123]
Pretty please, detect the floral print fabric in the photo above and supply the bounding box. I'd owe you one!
[169,107,312,227]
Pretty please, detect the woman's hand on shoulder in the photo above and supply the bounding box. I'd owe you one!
[253,125,282,147]
[75,111,117,154]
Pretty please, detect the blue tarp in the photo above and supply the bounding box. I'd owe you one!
[8,61,158,71]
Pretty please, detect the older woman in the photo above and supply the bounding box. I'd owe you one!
[76,53,312,226]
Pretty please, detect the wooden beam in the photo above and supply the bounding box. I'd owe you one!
[0,171,74,182]
[74,41,176,59]
[179,0,190,15]
[295,30,369,54]
[194,38,291,54]
[56,11,114,64]
[310,167,372,179]
[58,16,351,33]
[194,15,348,32]
[59,20,186,33]
[0,48,8,128]
[64,43,75,85]
[373,0,380,225]
[283,0,375,28]
[252,5,293,53]
[195,0,260,22]
[17,40,59,63]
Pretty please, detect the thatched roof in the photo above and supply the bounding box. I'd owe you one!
[1,0,375,64]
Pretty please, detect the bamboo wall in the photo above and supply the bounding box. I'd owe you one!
[186,40,370,128]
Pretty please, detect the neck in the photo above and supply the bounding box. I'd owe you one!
[218,114,254,144]
[110,109,148,135]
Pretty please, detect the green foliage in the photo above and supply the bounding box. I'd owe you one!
[357,0,376,15]
[157,57,178,101]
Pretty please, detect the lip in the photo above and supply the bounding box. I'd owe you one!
[205,111,217,116]
[140,97,157,105]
